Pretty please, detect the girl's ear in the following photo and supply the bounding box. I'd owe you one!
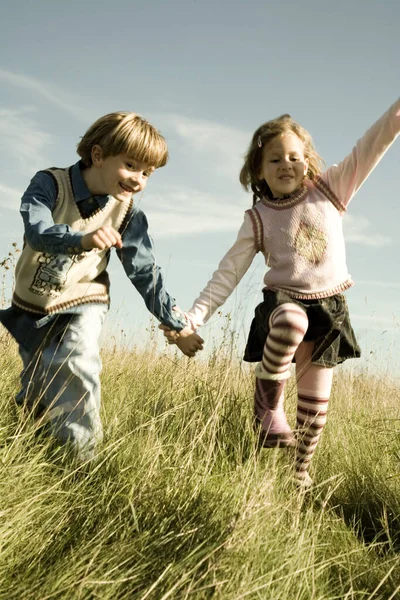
[304,157,310,175]
[91,145,104,167]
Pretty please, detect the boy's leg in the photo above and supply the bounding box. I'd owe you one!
[294,341,333,486]
[33,305,107,459]
[17,346,46,416]
[254,303,308,446]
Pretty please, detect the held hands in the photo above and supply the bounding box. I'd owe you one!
[159,324,204,358]
[82,226,123,251]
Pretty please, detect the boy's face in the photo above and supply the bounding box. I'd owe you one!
[91,146,155,200]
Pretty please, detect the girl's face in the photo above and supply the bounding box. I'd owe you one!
[258,133,309,198]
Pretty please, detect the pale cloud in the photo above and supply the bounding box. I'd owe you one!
[0,107,52,172]
[0,68,92,180]
[351,313,399,324]
[139,184,247,238]
[158,113,249,178]
[356,280,400,289]
[0,68,91,123]
[0,183,23,209]
[343,213,392,247]
[351,313,400,334]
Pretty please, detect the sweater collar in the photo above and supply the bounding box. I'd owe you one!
[261,183,309,209]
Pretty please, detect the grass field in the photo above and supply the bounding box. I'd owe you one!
[1,328,400,599]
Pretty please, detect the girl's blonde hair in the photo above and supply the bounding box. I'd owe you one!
[239,114,325,205]
[77,112,168,168]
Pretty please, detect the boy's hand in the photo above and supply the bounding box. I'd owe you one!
[159,323,180,344]
[176,326,204,357]
[82,226,123,251]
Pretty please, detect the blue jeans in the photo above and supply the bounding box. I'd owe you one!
[17,304,108,459]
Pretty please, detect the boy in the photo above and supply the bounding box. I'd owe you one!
[0,111,203,460]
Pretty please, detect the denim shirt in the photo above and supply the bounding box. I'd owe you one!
[0,161,186,350]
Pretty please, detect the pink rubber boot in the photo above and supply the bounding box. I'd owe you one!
[254,378,295,447]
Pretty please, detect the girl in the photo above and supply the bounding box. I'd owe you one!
[163,98,400,487]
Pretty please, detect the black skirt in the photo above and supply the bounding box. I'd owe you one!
[243,289,361,368]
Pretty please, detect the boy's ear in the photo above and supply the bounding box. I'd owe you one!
[91,145,103,166]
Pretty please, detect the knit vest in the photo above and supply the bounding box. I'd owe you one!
[245,177,353,299]
[13,167,132,315]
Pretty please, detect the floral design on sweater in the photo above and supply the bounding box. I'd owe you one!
[292,221,328,265]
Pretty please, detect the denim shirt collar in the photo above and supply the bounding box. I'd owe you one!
[71,161,109,206]
[70,161,92,202]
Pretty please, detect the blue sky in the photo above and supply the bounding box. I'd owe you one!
[1,0,399,376]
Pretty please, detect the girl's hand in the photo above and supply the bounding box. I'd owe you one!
[159,324,204,356]
[82,226,123,251]
[175,326,204,357]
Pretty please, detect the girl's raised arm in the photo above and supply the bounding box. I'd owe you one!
[323,98,400,208]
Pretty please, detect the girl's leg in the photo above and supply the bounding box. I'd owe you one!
[254,378,294,446]
[294,341,333,486]
[254,303,309,446]
[35,305,107,460]
[256,303,309,380]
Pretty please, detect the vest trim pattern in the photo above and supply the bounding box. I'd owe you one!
[13,291,110,315]
[265,279,354,300]
[314,176,346,213]
[246,206,264,253]
[260,185,309,210]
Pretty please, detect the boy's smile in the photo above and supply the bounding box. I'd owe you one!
[258,133,309,198]
[85,146,155,201]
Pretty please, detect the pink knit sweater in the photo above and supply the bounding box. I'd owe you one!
[186,98,400,329]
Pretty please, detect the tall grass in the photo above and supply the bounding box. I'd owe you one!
[1,326,400,600]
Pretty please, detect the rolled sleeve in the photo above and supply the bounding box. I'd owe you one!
[20,171,85,254]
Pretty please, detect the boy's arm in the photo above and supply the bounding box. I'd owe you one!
[115,208,188,332]
[20,171,85,254]
[323,98,400,208]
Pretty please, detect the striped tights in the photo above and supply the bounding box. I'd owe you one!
[295,341,333,485]
[254,303,333,482]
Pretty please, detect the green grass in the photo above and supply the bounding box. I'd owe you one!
[1,332,400,599]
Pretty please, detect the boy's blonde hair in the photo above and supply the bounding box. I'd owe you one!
[77,112,169,168]
[239,114,325,205]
